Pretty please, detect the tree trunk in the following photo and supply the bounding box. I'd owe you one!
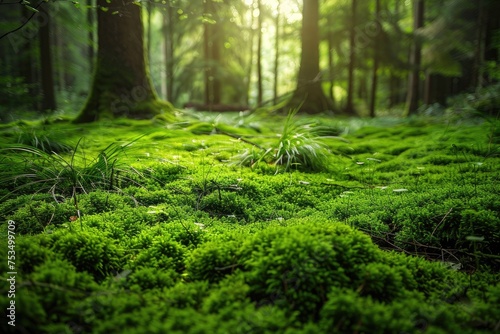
[75,0,171,123]
[369,0,381,117]
[424,72,448,106]
[204,0,222,108]
[256,0,263,105]
[287,0,334,114]
[327,14,336,106]
[405,0,425,116]
[39,5,56,112]
[345,0,357,115]
[163,4,174,101]
[273,0,281,105]
[147,0,152,67]
[87,0,95,74]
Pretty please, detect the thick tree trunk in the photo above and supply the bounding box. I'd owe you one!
[405,0,425,116]
[87,0,94,74]
[345,0,357,115]
[39,5,56,112]
[75,0,170,123]
[287,0,334,114]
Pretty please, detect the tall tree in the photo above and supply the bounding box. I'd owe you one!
[369,0,381,117]
[87,0,95,73]
[163,3,174,101]
[203,0,222,107]
[256,0,263,105]
[39,4,56,111]
[287,0,333,113]
[405,0,425,116]
[345,0,357,115]
[75,0,171,122]
[273,0,281,105]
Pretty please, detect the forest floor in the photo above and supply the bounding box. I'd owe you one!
[0,111,499,333]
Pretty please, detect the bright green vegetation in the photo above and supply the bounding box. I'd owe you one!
[0,112,499,333]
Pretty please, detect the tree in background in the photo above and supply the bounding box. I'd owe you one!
[368,0,381,118]
[203,0,222,108]
[287,0,333,114]
[345,0,357,115]
[405,0,424,116]
[75,0,171,122]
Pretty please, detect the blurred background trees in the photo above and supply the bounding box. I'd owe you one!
[0,0,498,121]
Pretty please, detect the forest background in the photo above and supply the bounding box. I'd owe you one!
[1,0,499,121]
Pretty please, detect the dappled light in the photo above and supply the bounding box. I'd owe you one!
[0,0,499,332]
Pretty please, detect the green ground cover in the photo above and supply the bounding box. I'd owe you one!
[0,112,499,333]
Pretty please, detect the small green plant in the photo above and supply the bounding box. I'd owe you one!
[0,136,144,220]
[233,108,345,172]
[16,129,73,154]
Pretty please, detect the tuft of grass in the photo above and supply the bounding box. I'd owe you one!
[233,108,346,172]
[16,129,73,154]
[0,136,144,218]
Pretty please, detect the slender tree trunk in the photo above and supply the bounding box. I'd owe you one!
[273,0,281,105]
[369,0,381,117]
[345,0,357,115]
[405,0,425,116]
[256,0,263,105]
[163,4,174,101]
[287,0,334,114]
[75,0,170,122]
[204,0,222,108]
[39,5,56,112]
[245,0,256,106]
[327,14,336,106]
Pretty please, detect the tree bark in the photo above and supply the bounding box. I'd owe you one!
[287,0,334,114]
[75,0,171,123]
[405,0,425,116]
[39,5,56,112]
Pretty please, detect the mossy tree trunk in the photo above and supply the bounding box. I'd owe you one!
[287,0,334,114]
[75,0,171,123]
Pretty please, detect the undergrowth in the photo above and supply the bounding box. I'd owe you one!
[0,114,499,333]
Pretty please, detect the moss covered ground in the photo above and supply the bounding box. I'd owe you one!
[0,112,499,333]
